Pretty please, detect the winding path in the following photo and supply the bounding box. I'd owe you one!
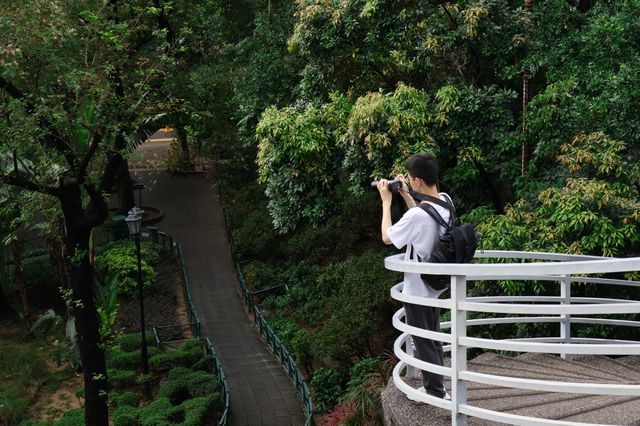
[129,140,307,425]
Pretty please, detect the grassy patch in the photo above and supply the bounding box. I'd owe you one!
[0,320,75,425]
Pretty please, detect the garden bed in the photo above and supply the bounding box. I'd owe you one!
[114,253,192,341]
[0,240,203,425]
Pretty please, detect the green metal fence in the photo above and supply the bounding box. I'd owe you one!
[220,205,315,426]
[146,227,229,426]
[254,306,314,421]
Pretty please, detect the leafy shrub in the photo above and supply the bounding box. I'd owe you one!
[98,241,162,265]
[167,366,192,380]
[95,246,157,296]
[149,348,203,372]
[157,370,220,404]
[136,373,156,388]
[0,386,29,424]
[8,253,61,308]
[290,328,314,374]
[167,141,192,174]
[108,368,137,388]
[347,358,381,393]
[259,262,323,326]
[0,345,48,424]
[181,394,221,426]
[268,318,299,348]
[341,363,386,425]
[242,261,278,292]
[55,408,84,426]
[109,391,141,409]
[279,223,335,264]
[179,339,201,351]
[311,367,348,412]
[190,356,211,372]
[107,346,160,370]
[116,332,156,353]
[311,250,400,361]
[135,393,221,426]
[112,405,139,426]
[17,420,49,426]
[230,199,280,262]
[139,397,184,425]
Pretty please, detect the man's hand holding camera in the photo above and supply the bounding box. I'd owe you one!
[374,175,416,209]
[375,175,413,244]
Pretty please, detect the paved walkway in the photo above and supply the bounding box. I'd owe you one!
[128,141,307,425]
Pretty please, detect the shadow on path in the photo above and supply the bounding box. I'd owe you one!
[128,167,307,426]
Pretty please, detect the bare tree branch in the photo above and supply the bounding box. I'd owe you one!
[77,129,103,183]
[0,172,60,197]
[0,77,77,168]
[79,183,108,231]
[440,3,458,28]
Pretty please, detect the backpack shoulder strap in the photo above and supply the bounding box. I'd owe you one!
[439,193,458,226]
[418,203,451,230]
[410,191,454,211]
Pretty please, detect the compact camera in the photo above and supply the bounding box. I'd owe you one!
[371,178,403,193]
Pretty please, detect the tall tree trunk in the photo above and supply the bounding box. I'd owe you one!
[116,158,135,214]
[10,239,31,328]
[48,236,68,291]
[0,245,13,318]
[60,180,109,426]
[176,126,190,161]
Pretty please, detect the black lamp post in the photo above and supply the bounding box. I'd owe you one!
[125,208,149,375]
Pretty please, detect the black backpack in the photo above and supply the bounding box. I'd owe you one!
[410,193,481,291]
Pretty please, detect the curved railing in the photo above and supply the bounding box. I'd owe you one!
[385,250,640,425]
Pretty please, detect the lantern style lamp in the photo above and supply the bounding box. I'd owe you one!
[125,208,149,375]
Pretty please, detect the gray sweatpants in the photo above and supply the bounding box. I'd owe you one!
[404,302,446,398]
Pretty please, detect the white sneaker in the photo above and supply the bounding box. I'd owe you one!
[407,387,451,402]
[406,386,427,402]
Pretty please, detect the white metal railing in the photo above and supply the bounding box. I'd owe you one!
[385,250,640,426]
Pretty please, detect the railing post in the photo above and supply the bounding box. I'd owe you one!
[560,274,572,359]
[451,275,467,426]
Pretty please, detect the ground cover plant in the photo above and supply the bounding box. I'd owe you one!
[0,329,224,426]
[95,241,161,296]
[0,322,80,425]
[105,336,223,426]
[0,234,217,425]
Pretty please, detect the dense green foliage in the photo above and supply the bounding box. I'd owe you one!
[5,0,640,423]
[0,345,48,424]
[217,1,640,421]
[105,334,222,426]
[3,251,62,311]
[0,1,236,421]
[95,243,160,296]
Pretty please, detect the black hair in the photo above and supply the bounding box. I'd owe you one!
[405,153,439,186]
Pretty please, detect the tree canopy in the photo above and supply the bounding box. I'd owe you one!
[3,0,640,423]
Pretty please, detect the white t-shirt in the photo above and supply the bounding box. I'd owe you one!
[388,193,452,298]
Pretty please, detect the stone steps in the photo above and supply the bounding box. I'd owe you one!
[381,353,640,425]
